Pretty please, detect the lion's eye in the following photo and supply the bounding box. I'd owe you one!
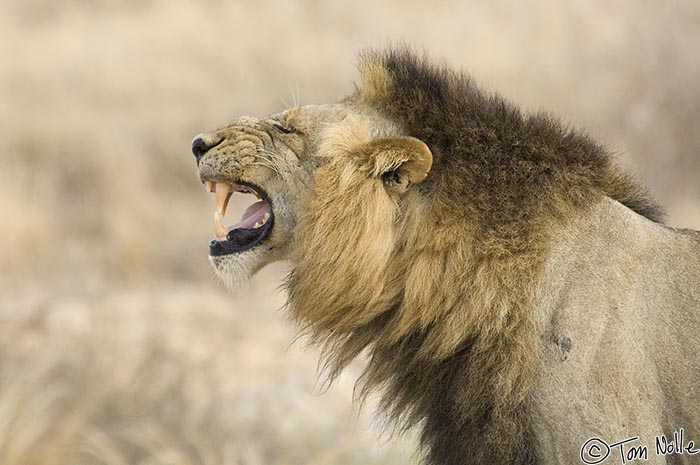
[272,122,294,134]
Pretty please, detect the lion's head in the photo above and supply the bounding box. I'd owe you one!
[192,49,665,465]
[192,98,412,290]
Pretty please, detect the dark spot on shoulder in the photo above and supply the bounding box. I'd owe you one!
[553,335,572,361]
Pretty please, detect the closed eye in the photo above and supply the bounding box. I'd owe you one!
[272,122,294,134]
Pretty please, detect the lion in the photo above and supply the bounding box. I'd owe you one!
[191,49,700,465]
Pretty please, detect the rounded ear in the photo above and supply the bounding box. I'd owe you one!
[364,136,433,192]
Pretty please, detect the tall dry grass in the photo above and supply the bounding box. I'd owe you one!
[0,0,698,463]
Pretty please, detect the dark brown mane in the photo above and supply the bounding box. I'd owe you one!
[357,48,663,224]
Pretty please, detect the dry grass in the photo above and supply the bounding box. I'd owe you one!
[0,269,415,465]
[0,0,698,463]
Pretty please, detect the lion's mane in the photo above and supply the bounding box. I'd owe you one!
[286,49,662,465]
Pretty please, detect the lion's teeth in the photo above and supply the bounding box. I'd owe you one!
[215,183,232,215]
[253,222,261,228]
[262,212,270,224]
[214,211,229,238]
[205,180,215,193]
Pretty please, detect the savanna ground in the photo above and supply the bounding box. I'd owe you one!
[1,1,698,464]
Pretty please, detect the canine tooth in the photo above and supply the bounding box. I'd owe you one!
[205,180,214,193]
[262,212,270,224]
[254,222,261,228]
[216,183,232,214]
[214,211,229,238]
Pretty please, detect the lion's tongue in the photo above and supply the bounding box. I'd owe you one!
[231,200,272,230]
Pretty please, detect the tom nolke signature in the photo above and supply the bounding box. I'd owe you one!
[580,429,699,464]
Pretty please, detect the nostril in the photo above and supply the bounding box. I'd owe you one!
[191,137,223,163]
[192,138,208,162]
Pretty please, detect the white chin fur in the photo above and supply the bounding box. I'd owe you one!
[209,251,260,293]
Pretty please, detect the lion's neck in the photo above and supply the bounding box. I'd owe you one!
[289,226,547,465]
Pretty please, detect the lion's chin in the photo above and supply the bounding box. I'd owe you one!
[209,251,262,293]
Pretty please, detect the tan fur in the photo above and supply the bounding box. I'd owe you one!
[288,117,545,464]
[194,48,699,465]
[356,54,394,107]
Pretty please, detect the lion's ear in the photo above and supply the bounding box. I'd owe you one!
[364,136,433,193]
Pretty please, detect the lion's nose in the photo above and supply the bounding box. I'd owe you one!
[191,137,223,164]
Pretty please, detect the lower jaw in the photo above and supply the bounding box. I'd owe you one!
[209,217,274,257]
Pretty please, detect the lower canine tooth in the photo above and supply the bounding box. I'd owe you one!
[262,212,270,224]
[214,211,229,238]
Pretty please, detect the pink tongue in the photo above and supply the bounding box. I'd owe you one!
[231,200,272,230]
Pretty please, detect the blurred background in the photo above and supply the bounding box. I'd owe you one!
[0,1,698,464]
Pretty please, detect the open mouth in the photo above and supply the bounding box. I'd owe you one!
[204,180,274,256]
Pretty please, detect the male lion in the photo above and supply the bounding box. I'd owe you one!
[191,49,700,465]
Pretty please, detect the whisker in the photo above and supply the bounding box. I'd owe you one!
[288,82,300,109]
[280,94,292,112]
[249,159,285,178]
[259,148,296,170]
